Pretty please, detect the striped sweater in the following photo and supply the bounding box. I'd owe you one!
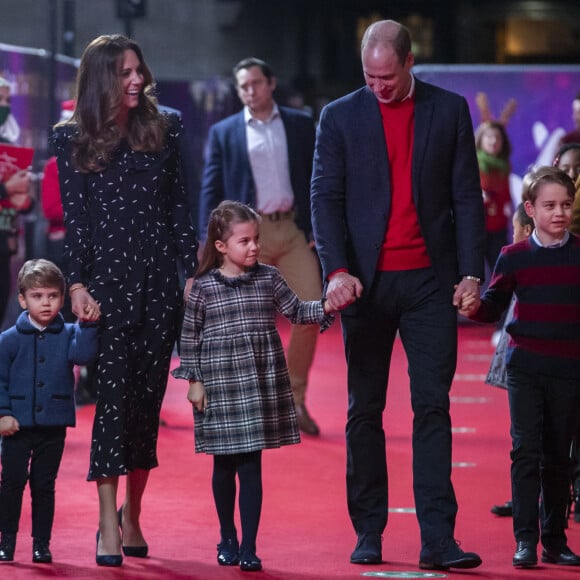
[470,234,580,379]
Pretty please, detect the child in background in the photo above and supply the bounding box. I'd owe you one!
[475,120,513,275]
[0,259,99,563]
[553,142,580,184]
[460,167,580,568]
[553,143,580,236]
[172,201,333,572]
[487,203,534,518]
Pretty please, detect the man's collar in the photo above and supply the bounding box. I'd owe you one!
[244,103,280,124]
[400,73,415,102]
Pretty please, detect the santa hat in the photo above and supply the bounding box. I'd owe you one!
[59,99,75,122]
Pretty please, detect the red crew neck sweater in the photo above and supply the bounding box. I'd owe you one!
[377,98,431,271]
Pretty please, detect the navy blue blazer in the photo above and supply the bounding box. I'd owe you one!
[311,79,485,305]
[199,105,316,239]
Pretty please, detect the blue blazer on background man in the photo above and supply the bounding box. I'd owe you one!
[199,106,316,238]
[311,78,485,306]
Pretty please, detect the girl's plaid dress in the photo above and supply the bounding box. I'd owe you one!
[172,263,333,455]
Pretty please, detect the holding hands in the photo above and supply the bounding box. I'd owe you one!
[457,291,479,317]
[454,278,481,317]
[325,271,363,312]
[69,285,101,322]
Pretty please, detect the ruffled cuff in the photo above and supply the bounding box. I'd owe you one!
[171,365,202,382]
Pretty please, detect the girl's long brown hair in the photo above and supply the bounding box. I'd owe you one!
[58,34,166,172]
[197,201,260,278]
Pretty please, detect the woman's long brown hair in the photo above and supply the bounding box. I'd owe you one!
[58,34,167,172]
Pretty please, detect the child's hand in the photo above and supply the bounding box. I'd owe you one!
[0,416,20,437]
[456,289,480,317]
[187,381,207,412]
[82,301,101,322]
[71,287,101,322]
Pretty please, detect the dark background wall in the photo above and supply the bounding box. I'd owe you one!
[2,0,580,102]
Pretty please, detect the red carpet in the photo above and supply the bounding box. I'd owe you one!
[3,320,580,579]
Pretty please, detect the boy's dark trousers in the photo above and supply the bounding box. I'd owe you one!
[0,426,66,541]
[507,365,580,549]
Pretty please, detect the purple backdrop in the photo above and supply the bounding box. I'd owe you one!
[414,64,580,177]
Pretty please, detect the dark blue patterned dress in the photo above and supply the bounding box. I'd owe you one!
[172,264,333,455]
[52,114,198,480]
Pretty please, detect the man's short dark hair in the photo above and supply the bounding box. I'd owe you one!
[233,58,274,82]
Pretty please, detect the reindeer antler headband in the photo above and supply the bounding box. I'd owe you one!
[476,92,517,126]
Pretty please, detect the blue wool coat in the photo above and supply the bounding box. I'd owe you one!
[0,311,99,427]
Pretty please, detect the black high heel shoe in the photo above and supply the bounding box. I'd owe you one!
[117,508,149,558]
[96,531,122,567]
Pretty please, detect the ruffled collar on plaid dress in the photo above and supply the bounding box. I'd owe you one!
[210,265,259,287]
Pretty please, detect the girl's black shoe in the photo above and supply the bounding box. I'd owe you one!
[217,538,240,566]
[240,550,262,572]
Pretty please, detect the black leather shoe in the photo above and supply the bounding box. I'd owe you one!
[0,532,16,562]
[217,538,240,566]
[491,500,513,517]
[32,539,52,563]
[239,550,262,571]
[513,541,537,567]
[420,537,482,570]
[350,532,382,564]
[541,545,580,566]
[96,531,123,567]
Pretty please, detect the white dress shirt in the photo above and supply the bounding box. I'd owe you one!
[244,104,294,214]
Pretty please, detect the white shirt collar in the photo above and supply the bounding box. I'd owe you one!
[244,103,280,124]
[531,230,570,248]
[27,314,47,331]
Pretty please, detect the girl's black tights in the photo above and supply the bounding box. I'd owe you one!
[212,451,262,553]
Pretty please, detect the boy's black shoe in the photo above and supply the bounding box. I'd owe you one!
[512,541,537,567]
[0,532,16,562]
[32,539,52,563]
